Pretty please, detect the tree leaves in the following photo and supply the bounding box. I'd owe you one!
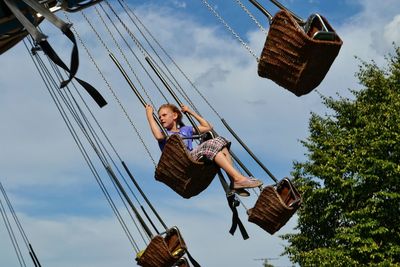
[283,47,400,266]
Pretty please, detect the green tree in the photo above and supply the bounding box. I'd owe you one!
[283,47,400,266]
[263,259,275,267]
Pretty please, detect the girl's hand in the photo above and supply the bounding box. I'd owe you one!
[180,104,191,114]
[145,104,154,116]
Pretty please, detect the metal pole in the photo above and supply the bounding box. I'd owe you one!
[105,166,153,239]
[122,161,168,230]
[221,118,278,182]
[269,0,304,23]
[145,56,201,134]
[109,53,168,137]
[29,244,41,267]
[248,0,273,22]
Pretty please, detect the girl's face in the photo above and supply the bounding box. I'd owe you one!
[158,107,178,130]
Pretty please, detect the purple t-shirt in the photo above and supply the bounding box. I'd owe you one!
[158,125,194,151]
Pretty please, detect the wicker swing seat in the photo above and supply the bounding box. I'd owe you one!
[137,227,187,267]
[155,134,219,199]
[258,9,343,96]
[248,178,301,234]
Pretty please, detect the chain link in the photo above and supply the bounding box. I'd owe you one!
[201,0,260,61]
[234,0,268,34]
[94,5,156,108]
[65,11,157,167]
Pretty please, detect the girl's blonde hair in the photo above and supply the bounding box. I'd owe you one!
[158,103,184,127]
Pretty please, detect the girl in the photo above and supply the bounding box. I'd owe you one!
[145,103,263,192]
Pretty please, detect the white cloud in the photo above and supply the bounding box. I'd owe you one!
[171,0,187,9]
[383,14,400,46]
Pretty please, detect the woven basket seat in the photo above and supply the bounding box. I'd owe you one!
[155,134,219,199]
[258,9,342,96]
[137,227,187,267]
[248,178,301,234]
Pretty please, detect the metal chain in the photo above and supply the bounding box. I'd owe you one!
[201,0,260,61]
[233,0,268,34]
[93,5,156,108]
[101,0,171,103]
[105,0,200,117]
[64,12,157,167]
[120,0,224,119]
[103,0,147,58]
[116,0,199,113]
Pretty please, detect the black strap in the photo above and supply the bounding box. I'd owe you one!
[74,78,107,107]
[4,0,107,107]
[227,194,249,240]
[11,0,78,88]
[38,27,78,88]
[35,41,107,107]
[217,170,249,240]
[185,249,201,267]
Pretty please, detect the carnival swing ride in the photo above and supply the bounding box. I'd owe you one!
[0,0,342,266]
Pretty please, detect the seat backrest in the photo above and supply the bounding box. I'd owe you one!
[304,13,338,41]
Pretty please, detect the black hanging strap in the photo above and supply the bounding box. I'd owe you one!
[227,194,249,240]
[73,78,107,107]
[18,0,79,86]
[217,170,249,240]
[185,249,201,267]
[3,0,107,108]
[37,29,78,88]
[9,0,77,86]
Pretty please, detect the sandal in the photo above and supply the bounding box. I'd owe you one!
[233,178,263,190]
[229,182,250,197]
[232,188,250,197]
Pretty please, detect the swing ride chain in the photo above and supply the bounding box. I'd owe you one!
[234,0,267,34]
[115,0,198,113]
[119,0,223,119]
[107,0,201,119]
[64,12,158,167]
[201,0,260,61]
[93,5,157,109]
[103,0,147,59]
[27,39,143,251]
[98,2,170,104]
[102,0,183,106]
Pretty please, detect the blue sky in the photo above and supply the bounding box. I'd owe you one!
[1,0,399,266]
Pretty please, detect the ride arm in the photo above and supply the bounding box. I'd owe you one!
[146,104,165,141]
[181,104,212,134]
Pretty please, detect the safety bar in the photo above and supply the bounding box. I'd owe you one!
[179,131,213,141]
[248,0,305,24]
[63,0,104,13]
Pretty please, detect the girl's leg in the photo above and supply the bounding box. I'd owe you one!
[214,150,262,189]
[221,147,233,165]
[214,151,245,182]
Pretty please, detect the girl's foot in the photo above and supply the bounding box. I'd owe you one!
[233,178,263,189]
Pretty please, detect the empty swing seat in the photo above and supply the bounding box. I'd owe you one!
[248,178,301,234]
[155,134,219,199]
[136,227,187,267]
[258,9,343,96]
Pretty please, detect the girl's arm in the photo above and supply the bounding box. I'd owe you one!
[145,104,165,141]
[181,104,213,134]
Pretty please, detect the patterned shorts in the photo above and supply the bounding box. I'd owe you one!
[190,136,231,162]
